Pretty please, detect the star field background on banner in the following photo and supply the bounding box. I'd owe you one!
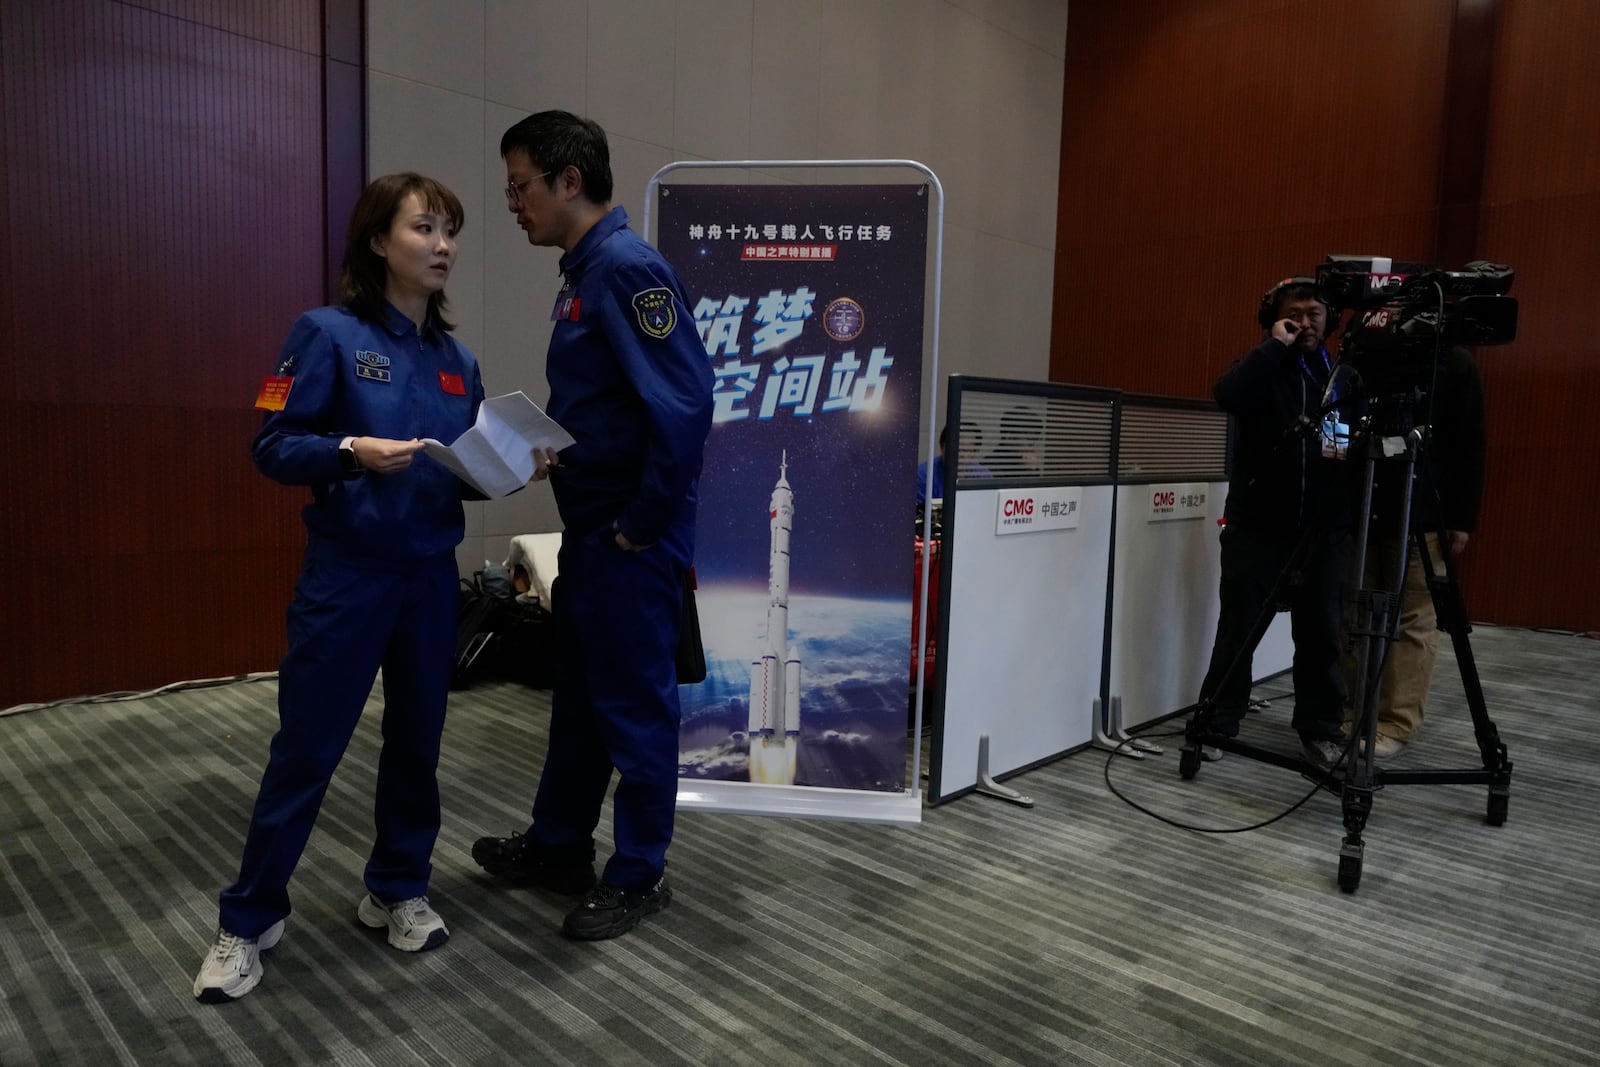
[658,184,929,794]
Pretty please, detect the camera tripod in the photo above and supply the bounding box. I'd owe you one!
[1179,390,1513,893]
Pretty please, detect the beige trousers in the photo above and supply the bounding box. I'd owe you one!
[1345,531,1441,742]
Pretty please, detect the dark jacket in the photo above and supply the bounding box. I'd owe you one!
[1216,337,1354,535]
[1370,345,1486,535]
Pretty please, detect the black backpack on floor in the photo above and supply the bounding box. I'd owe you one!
[452,569,554,690]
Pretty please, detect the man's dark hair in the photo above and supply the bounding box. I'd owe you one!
[1272,282,1324,320]
[1257,276,1328,329]
[339,172,463,330]
[500,111,614,204]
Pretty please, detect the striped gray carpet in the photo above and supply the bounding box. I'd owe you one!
[1,625,1596,1066]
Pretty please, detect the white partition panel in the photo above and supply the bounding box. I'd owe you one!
[1107,482,1296,729]
[1107,396,1299,735]
[1109,480,1229,728]
[1256,611,1295,684]
[933,484,1112,798]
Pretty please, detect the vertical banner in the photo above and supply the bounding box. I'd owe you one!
[658,184,929,796]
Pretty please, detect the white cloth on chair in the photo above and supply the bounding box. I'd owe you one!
[504,533,562,612]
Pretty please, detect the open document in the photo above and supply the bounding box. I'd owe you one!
[422,392,575,499]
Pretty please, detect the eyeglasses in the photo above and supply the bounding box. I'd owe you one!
[504,171,551,206]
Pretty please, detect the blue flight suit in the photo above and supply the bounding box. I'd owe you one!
[219,302,484,938]
[915,458,944,506]
[915,457,993,506]
[527,206,713,891]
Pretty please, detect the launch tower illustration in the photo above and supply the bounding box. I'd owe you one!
[748,452,801,784]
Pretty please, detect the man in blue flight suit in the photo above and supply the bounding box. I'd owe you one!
[472,111,714,940]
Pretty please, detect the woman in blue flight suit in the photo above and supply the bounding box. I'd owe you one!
[194,173,485,1003]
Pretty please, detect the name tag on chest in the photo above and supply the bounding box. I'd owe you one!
[551,288,582,322]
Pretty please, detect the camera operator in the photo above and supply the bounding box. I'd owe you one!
[1197,277,1353,769]
[1349,344,1485,760]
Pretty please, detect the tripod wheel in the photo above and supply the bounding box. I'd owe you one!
[1338,854,1362,893]
[1179,747,1201,780]
[1486,793,1509,827]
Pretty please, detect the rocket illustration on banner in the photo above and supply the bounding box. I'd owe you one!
[748,452,801,785]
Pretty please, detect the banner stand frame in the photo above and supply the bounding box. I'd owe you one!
[645,159,945,822]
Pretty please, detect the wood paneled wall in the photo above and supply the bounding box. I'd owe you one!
[1051,0,1600,631]
[1460,0,1600,629]
[0,0,363,707]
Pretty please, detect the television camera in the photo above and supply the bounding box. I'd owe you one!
[1315,256,1517,390]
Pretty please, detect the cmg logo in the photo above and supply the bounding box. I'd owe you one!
[1152,490,1176,508]
[1003,497,1034,517]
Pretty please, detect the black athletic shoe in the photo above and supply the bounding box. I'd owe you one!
[562,877,672,941]
[470,831,596,894]
[1300,736,1345,771]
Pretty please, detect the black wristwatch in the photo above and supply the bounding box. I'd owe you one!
[338,441,362,474]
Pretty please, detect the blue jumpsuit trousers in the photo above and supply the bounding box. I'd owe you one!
[527,521,688,892]
[218,538,457,938]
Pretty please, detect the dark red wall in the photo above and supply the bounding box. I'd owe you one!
[1051,0,1600,630]
[1464,0,1600,628]
[0,0,364,707]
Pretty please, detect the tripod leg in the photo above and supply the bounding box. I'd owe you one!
[1179,710,1207,779]
[1335,432,1405,895]
[1418,531,1513,824]
[1338,782,1372,893]
[1343,443,1397,803]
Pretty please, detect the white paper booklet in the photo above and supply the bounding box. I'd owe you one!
[421,391,575,499]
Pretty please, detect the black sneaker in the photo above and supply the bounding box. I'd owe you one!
[1300,736,1345,771]
[470,831,596,894]
[562,877,672,941]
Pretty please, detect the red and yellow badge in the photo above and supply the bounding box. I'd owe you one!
[255,375,293,411]
[631,287,676,339]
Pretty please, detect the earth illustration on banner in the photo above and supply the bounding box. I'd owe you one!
[678,589,911,792]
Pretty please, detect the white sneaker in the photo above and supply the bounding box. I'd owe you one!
[1371,734,1408,761]
[192,920,285,1003]
[357,893,449,952]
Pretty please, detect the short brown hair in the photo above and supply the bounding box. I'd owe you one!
[339,172,465,329]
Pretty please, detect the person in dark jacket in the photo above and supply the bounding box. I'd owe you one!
[1197,277,1354,768]
[1348,345,1485,759]
[194,173,485,1003]
[471,111,714,941]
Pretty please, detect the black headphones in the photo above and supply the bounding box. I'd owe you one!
[1256,275,1324,329]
